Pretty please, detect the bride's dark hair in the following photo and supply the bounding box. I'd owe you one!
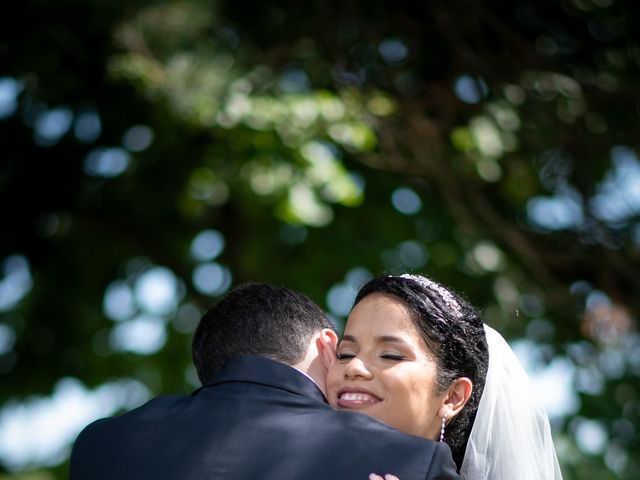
[353,274,489,470]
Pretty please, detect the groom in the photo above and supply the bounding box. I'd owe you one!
[70,282,460,479]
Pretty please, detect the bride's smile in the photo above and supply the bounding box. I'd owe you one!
[336,388,382,406]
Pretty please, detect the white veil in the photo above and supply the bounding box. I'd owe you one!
[460,325,563,480]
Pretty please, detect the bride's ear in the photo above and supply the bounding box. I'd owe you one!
[439,377,473,419]
[317,328,339,369]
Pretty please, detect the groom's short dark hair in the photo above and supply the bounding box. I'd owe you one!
[192,282,334,384]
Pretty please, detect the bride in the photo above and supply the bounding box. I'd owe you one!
[326,273,562,479]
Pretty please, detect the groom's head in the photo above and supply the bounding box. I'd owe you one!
[192,282,337,390]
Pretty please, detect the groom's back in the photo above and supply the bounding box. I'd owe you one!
[70,355,458,480]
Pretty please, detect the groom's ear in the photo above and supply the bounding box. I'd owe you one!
[317,328,338,370]
[440,377,473,419]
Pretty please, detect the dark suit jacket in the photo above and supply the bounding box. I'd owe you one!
[70,355,460,479]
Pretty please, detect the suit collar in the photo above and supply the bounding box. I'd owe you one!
[201,355,327,403]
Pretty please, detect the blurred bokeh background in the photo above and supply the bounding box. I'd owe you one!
[1,0,639,478]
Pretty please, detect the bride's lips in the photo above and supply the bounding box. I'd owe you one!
[335,388,382,409]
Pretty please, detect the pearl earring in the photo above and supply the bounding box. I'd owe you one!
[440,415,447,442]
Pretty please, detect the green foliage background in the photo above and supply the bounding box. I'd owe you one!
[1,0,639,478]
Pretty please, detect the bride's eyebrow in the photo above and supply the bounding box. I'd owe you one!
[340,335,357,344]
[340,335,408,346]
[374,335,408,345]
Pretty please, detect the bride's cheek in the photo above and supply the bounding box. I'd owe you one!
[325,370,338,405]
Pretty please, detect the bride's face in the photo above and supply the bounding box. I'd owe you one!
[326,293,445,440]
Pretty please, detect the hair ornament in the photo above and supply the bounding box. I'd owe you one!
[398,274,464,318]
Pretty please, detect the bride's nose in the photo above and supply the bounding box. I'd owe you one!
[343,358,373,380]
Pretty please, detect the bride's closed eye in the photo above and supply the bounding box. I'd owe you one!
[380,353,405,361]
[337,352,356,360]
[337,351,406,361]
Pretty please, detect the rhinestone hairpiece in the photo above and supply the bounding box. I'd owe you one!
[398,274,464,317]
